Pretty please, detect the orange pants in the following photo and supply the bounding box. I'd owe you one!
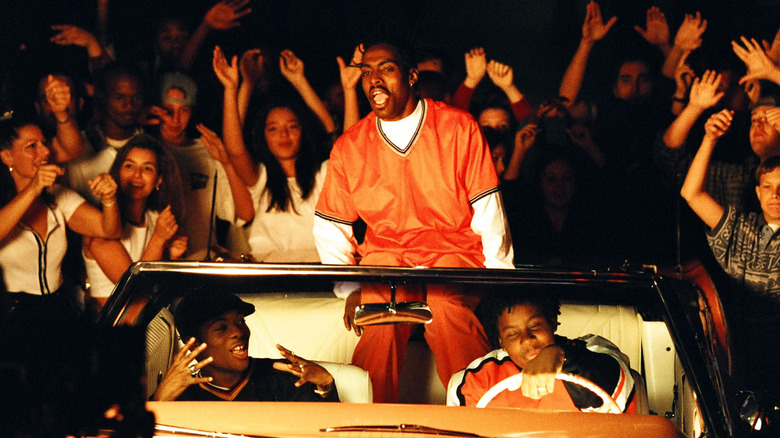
[353,252,491,403]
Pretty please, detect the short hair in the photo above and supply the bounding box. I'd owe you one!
[95,61,146,102]
[476,287,561,348]
[362,39,417,79]
[756,155,780,184]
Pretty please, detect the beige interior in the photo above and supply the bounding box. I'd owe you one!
[144,293,682,419]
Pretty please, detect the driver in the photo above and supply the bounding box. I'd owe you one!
[452,290,636,412]
[152,291,339,402]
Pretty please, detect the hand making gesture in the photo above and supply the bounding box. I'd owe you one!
[153,337,214,401]
[634,6,670,52]
[581,1,617,45]
[273,344,335,395]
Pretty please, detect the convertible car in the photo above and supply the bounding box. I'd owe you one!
[93,261,774,437]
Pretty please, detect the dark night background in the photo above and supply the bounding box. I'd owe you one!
[2,0,780,106]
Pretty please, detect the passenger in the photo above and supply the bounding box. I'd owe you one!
[153,291,338,402]
[82,134,187,310]
[453,290,636,412]
[212,46,330,262]
[0,114,121,326]
[313,40,514,403]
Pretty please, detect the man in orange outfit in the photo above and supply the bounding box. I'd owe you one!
[314,40,514,402]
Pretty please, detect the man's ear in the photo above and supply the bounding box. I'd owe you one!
[408,68,419,87]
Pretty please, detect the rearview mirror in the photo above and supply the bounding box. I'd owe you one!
[353,283,433,326]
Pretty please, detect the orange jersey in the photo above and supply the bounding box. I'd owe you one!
[315,99,500,267]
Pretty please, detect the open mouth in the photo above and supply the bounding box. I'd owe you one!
[370,87,389,108]
[231,344,248,359]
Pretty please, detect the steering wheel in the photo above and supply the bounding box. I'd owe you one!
[476,372,622,413]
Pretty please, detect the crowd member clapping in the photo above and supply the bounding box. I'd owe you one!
[82,135,186,310]
[0,114,121,325]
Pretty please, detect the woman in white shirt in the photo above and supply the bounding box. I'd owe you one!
[83,134,186,310]
[211,46,330,262]
[0,115,121,323]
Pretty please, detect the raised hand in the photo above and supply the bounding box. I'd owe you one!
[88,173,118,205]
[688,70,724,110]
[196,124,229,164]
[514,123,539,155]
[464,48,487,88]
[763,28,780,65]
[672,51,695,97]
[239,48,265,85]
[147,105,173,127]
[279,49,305,84]
[204,0,252,30]
[337,44,364,91]
[582,1,617,44]
[212,46,239,90]
[732,36,779,84]
[50,24,101,56]
[673,12,707,52]
[634,6,670,48]
[153,337,214,401]
[703,109,734,142]
[486,60,514,92]
[43,75,72,118]
[743,80,762,106]
[273,344,335,392]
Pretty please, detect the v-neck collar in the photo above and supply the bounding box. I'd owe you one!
[376,99,426,157]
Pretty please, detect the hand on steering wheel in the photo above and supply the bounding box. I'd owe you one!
[476,372,622,413]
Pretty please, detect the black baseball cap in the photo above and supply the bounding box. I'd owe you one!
[174,291,255,342]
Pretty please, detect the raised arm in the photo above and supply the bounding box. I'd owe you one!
[634,6,671,57]
[486,60,525,106]
[153,338,214,401]
[670,51,695,116]
[238,48,265,126]
[50,24,112,72]
[504,123,539,181]
[42,76,85,163]
[559,1,617,106]
[452,48,487,111]
[663,70,724,149]
[67,173,121,239]
[197,123,255,222]
[680,109,733,229]
[661,12,707,79]
[337,44,363,132]
[180,0,252,72]
[213,45,259,186]
[280,50,336,134]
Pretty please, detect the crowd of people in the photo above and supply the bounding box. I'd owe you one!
[2,0,780,417]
